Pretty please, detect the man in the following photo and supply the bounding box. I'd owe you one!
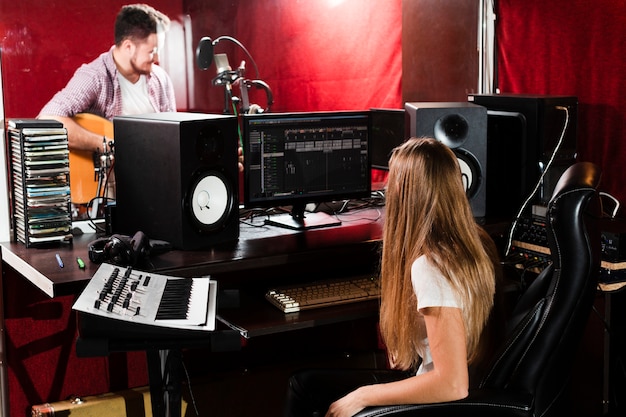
[38,3,176,153]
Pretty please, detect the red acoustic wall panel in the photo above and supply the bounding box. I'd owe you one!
[0,0,183,118]
[187,0,403,114]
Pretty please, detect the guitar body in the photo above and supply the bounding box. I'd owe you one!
[70,113,114,204]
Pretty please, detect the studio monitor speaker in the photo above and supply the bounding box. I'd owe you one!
[113,112,240,250]
[405,102,488,218]
[468,94,577,216]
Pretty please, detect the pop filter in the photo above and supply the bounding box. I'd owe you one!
[196,36,214,70]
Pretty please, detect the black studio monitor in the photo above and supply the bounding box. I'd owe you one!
[113,112,240,250]
[468,94,577,217]
[405,102,488,218]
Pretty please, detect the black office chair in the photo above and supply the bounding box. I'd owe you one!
[355,161,602,417]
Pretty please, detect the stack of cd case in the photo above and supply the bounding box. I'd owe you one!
[8,119,73,247]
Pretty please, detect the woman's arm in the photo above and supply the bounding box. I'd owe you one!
[325,307,468,417]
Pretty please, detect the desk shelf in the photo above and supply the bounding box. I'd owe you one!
[217,289,379,338]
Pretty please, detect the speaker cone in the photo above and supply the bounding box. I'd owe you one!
[454,148,482,199]
[187,171,234,231]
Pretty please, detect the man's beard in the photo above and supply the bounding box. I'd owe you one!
[130,56,152,76]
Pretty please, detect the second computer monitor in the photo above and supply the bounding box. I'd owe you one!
[369,108,406,170]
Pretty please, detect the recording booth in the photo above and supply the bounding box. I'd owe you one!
[1,2,624,415]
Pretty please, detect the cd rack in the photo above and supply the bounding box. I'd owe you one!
[8,119,73,247]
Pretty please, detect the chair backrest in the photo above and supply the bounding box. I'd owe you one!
[479,162,602,416]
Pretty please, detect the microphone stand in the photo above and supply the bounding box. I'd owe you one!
[212,64,243,114]
[240,79,273,114]
[212,62,273,115]
[90,139,114,219]
[197,36,273,115]
[214,75,236,114]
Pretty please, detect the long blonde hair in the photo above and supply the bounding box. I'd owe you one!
[379,137,495,370]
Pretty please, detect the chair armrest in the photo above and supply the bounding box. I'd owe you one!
[354,389,533,417]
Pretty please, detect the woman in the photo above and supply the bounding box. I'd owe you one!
[283,137,496,417]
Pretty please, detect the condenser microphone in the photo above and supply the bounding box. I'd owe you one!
[215,53,231,75]
[213,53,235,87]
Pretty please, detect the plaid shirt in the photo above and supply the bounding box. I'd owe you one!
[39,46,176,119]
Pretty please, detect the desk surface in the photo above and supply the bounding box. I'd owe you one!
[1,207,385,338]
[0,207,522,339]
[1,207,384,297]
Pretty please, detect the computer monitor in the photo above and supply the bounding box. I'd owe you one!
[369,108,406,170]
[242,110,371,230]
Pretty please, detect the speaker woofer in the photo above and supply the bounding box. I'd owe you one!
[187,171,234,231]
[454,148,483,199]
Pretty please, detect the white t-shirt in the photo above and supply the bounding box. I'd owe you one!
[117,73,156,115]
[411,255,462,375]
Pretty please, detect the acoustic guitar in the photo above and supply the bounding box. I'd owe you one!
[69,113,114,204]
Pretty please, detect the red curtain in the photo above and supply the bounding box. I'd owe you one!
[496,0,626,211]
[191,0,403,114]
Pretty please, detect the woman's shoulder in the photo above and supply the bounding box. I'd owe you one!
[411,256,447,288]
[411,255,441,276]
[411,256,460,308]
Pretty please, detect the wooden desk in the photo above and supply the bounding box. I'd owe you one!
[0,206,384,416]
[1,207,383,295]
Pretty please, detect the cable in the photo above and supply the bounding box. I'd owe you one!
[600,191,620,218]
[181,360,200,416]
[504,105,570,256]
[213,36,261,79]
[231,99,244,151]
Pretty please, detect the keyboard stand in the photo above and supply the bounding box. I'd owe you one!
[72,265,242,417]
[75,329,241,417]
[146,349,182,417]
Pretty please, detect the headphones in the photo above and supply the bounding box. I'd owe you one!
[88,231,152,266]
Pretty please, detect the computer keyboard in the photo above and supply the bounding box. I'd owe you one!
[265,275,380,313]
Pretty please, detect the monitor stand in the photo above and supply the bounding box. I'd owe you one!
[266,204,341,231]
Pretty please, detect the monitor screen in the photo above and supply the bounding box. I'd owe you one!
[242,111,371,230]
